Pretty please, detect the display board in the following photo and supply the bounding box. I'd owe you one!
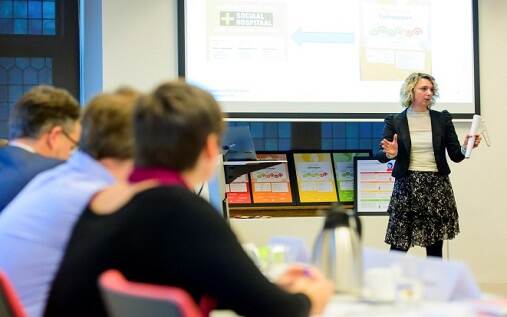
[354,158,395,214]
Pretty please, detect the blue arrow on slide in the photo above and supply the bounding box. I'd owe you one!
[291,28,355,45]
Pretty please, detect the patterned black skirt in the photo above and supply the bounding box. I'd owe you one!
[385,171,460,249]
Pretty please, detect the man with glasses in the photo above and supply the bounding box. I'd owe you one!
[0,85,81,211]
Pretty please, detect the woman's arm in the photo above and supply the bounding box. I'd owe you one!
[442,110,466,163]
[375,115,397,163]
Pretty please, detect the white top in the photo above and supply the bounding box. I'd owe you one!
[407,108,438,172]
[9,140,35,153]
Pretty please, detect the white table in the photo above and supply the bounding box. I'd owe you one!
[211,295,479,317]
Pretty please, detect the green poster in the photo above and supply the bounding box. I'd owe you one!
[332,152,370,203]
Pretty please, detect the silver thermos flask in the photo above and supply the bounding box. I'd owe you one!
[312,204,363,295]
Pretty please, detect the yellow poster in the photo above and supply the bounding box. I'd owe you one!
[293,153,338,203]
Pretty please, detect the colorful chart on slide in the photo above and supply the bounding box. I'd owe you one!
[359,0,432,81]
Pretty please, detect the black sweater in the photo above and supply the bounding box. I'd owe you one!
[44,186,310,317]
[374,109,465,178]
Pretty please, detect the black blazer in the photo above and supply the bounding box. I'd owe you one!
[375,109,465,178]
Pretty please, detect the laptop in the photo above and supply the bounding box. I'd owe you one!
[221,126,257,161]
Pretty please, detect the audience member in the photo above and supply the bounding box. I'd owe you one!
[0,91,138,317]
[44,80,333,317]
[0,86,81,211]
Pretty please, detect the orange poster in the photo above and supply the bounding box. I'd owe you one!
[250,154,293,204]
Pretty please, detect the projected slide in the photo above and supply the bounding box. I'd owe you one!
[359,0,431,81]
[184,0,476,116]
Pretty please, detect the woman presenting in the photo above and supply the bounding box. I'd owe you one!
[375,72,480,257]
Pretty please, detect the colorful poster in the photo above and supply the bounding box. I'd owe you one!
[355,159,395,212]
[225,174,252,204]
[250,153,293,203]
[332,152,370,203]
[294,153,338,203]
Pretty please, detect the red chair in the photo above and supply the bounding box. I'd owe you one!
[99,270,203,317]
[0,270,27,317]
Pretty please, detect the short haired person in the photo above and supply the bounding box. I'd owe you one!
[375,73,481,257]
[0,85,81,211]
[0,91,138,317]
[44,80,334,317]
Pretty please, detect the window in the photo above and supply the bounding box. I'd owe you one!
[0,0,57,35]
[228,122,292,151]
[321,122,384,153]
[0,0,79,139]
[226,121,383,153]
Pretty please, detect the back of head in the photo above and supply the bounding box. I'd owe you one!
[134,80,224,171]
[8,85,80,140]
[79,90,140,160]
[0,139,7,147]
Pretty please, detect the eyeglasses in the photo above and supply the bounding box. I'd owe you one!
[62,129,79,149]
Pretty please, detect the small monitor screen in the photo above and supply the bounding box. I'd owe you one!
[222,126,257,161]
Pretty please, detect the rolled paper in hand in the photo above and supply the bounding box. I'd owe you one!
[465,114,481,158]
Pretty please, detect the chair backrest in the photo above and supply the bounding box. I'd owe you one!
[0,270,27,317]
[99,270,203,317]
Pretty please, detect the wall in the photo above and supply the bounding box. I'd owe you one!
[447,0,507,294]
[82,0,179,102]
[80,0,103,104]
[95,0,507,294]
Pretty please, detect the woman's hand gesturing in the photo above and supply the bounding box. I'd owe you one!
[381,134,398,158]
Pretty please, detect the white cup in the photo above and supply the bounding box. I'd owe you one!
[362,267,397,302]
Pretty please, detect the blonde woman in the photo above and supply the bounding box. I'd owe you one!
[375,73,480,257]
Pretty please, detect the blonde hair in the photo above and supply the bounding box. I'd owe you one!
[79,90,139,160]
[400,73,439,108]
